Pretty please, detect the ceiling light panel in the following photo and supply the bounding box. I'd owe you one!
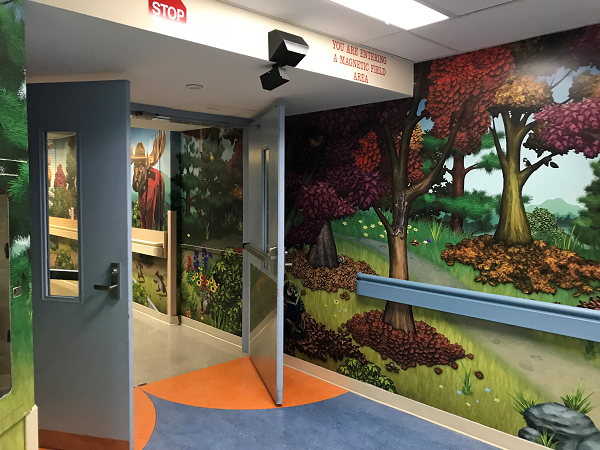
[329,0,448,30]
[427,0,513,16]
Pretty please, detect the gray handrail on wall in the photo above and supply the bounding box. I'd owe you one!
[356,273,600,342]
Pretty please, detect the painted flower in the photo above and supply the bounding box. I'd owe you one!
[378,221,383,226]
[380,234,385,238]
[196,280,201,286]
[343,222,348,226]
[466,403,471,407]
[343,308,348,312]
[363,233,369,237]
[363,225,368,230]
[476,400,480,403]
[370,224,376,228]
[358,220,363,223]
[414,228,418,232]
[210,285,217,293]
[187,234,190,237]
[485,388,491,393]
[457,390,463,395]
[334,299,340,304]
[494,398,500,403]
[407,225,412,229]
[439,385,443,389]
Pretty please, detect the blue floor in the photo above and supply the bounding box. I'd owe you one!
[143,392,499,450]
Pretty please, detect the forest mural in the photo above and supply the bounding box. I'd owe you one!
[0,0,35,448]
[129,125,244,336]
[176,127,244,335]
[284,24,600,445]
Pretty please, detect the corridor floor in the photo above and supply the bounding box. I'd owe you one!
[133,309,245,386]
[134,357,499,450]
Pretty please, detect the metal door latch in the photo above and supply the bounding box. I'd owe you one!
[94,262,119,299]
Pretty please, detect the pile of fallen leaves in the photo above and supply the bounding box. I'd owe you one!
[284,313,367,364]
[341,310,466,369]
[441,235,600,296]
[577,297,600,310]
[285,249,377,292]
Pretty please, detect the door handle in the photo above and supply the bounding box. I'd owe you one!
[94,263,119,299]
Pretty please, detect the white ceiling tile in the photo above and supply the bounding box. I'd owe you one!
[221,0,398,43]
[362,31,458,62]
[414,0,600,52]
[426,0,514,16]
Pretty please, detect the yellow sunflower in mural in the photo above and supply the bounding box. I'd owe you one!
[192,274,198,281]
[196,280,202,286]
[210,285,217,293]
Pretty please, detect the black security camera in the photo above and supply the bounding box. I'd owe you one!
[261,30,309,91]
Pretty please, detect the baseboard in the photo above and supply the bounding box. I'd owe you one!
[179,316,242,348]
[283,355,540,450]
[39,429,128,450]
[133,302,179,325]
[24,405,38,450]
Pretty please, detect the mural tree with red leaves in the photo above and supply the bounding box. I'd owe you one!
[373,47,514,333]
[53,164,66,190]
[286,122,388,269]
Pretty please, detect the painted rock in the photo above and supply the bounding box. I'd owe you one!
[518,427,540,442]
[578,433,600,450]
[557,441,579,450]
[524,403,599,442]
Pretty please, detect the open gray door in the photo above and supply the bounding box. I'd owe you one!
[243,105,285,405]
[29,81,132,448]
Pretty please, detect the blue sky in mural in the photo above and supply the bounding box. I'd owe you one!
[420,66,600,207]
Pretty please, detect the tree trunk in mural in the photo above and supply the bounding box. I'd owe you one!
[307,221,339,269]
[382,231,416,333]
[494,153,532,245]
[491,111,548,245]
[375,107,464,335]
[185,189,191,216]
[448,153,467,233]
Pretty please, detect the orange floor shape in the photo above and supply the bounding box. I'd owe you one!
[134,356,346,450]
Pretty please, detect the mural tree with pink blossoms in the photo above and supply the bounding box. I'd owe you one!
[490,24,600,245]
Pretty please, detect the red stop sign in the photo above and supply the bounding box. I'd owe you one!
[149,0,187,24]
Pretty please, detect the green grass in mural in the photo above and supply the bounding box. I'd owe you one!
[560,382,595,415]
[331,208,600,307]
[287,242,551,436]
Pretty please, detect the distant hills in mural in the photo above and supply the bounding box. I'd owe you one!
[525,198,582,218]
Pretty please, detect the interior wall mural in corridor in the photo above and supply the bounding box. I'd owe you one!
[176,127,244,336]
[0,0,35,448]
[129,125,244,336]
[284,23,600,446]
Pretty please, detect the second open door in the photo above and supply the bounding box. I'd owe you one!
[243,105,285,405]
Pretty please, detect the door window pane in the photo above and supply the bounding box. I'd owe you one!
[46,132,79,298]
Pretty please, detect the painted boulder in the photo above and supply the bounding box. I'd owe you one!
[518,427,541,442]
[578,433,600,450]
[523,403,599,442]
